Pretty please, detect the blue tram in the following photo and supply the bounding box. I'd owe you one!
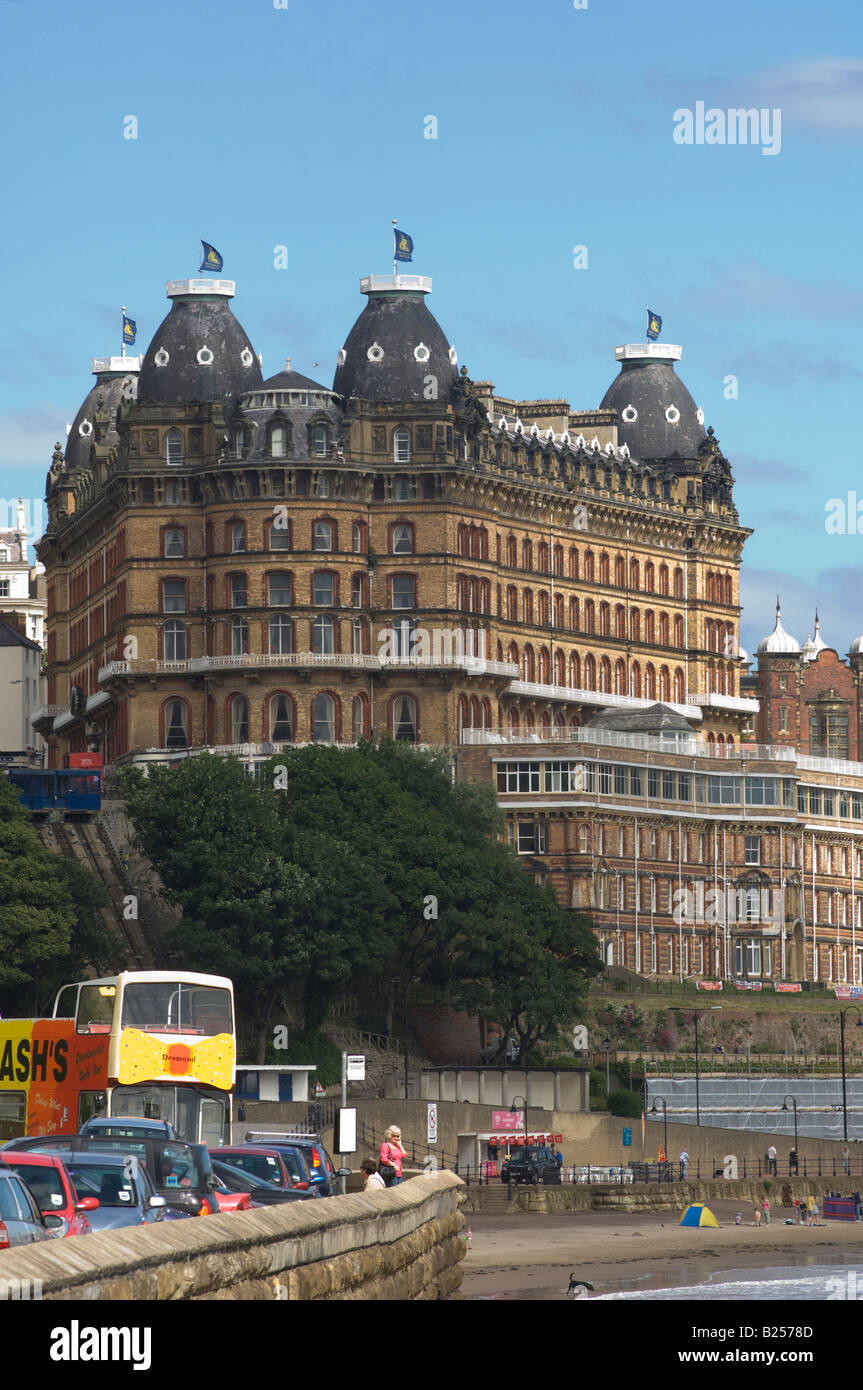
[5,767,102,814]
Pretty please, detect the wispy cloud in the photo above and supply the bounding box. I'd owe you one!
[728,58,863,141]
[686,261,863,323]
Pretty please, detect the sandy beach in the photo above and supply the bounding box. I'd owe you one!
[461,1200,863,1299]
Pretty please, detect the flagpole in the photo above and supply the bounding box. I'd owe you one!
[121,306,126,359]
[392,219,397,278]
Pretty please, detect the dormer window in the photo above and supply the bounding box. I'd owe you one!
[166,430,183,466]
[233,429,245,460]
[270,424,288,458]
[314,425,329,458]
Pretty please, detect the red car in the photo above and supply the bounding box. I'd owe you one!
[0,1151,99,1237]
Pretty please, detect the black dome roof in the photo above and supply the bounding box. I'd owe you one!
[65,359,140,473]
[600,345,704,460]
[138,281,262,419]
[333,276,458,403]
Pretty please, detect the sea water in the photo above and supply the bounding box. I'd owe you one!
[596,1262,863,1300]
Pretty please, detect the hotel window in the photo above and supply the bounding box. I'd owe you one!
[312,615,334,654]
[231,696,249,744]
[165,429,183,466]
[165,699,188,749]
[662,771,674,800]
[353,696,365,742]
[230,575,247,609]
[394,428,411,463]
[517,822,547,854]
[269,573,292,606]
[269,615,293,654]
[162,580,186,614]
[581,764,596,793]
[270,425,288,458]
[618,826,625,855]
[599,764,612,795]
[392,575,416,609]
[164,529,184,558]
[393,694,418,742]
[313,693,336,742]
[678,773,691,802]
[313,573,334,606]
[353,522,364,553]
[392,617,415,656]
[313,426,329,458]
[231,617,248,655]
[745,835,761,866]
[394,475,412,502]
[269,694,293,741]
[648,769,659,799]
[681,834,688,863]
[667,832,674,861]
[778,706,789,732]
[313,521,333,552]
[615,765,626,796]
[270,520,291,551]
[231,522,246,553]
[164,621,186,662]
[500,762,541,793]
[392,524,413,554]
[630,767,643,797]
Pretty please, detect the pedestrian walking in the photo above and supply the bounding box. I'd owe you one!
[761,1195,771,1226]
[766,1144,777,1176]
[555,1148,563,1171]
[360,1158,386,1191]
[380,1125,408,1187]
[679,1148,690,1179]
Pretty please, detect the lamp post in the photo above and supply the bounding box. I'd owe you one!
[672,1006,722,1126]
[511,1093,528,1156]
[781,1094,798,1153]
[839,1006,863,1142]
[650,1095,668,1161]
[603,1037,611,1101]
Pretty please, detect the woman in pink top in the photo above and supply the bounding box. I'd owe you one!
[380,1126,408,1186]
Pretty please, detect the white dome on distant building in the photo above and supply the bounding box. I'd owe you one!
[849,633,863,656]
[802,612,827,662]
[757,599,801,655]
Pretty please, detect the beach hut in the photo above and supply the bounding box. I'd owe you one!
[679,1203,719,1227]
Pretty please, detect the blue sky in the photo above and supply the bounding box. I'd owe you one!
[1,0,861,657]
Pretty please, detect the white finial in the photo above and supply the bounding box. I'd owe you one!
[285,358,291,371]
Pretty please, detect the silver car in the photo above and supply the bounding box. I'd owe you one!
[0,1169,66,1246]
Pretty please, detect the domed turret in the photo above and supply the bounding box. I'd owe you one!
[333,274,458,403]
[65,355,141,473]
[802,612,827,662]
[757,599,801,655]
[238,359,344,462]
[600,343,705,460]
[137,279,262,419]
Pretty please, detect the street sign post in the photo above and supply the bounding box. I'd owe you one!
[346,1055,366,1081]
[427,1102,438,1145]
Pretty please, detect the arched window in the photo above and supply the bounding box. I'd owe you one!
[524,710,535,735]
[507,586,518,620]
[313,693,336,742]
[231,617,248,655]
[392,524,413,554]
[585,599,595,634]
[645,561,655,592]
[539,647,550,683]
[569,596,579,630]
[569,651,581,688]
[352,617,369,655]
[269,614,293,654]
[630,557,640,591]
[614,555,625,587]
[164,620,186,662]
[394,427,411,463]
[585,654,596,690]
[522,538,533,570]
[659,666,670,701]
[351,574,366,608]
[269,693,294,741]
[230,695,249,744]
[554,649,565,686]
[313,520,333,552]
[508,708,520,734]
[673,567,684,599]
[599,553,610,584]
[630,609,641,642]
[615,605,626,639]
[312,615,335,654]
[270,519,291,550]
[538,541,549,573]
[353,521,365,553]
[523,589,534,623]
[270,424,288,458]
[615,659,626,695]
[506,536,517,567]
[539,711,551,737]
[539,592,550,625]
[523,645,536,681]
[645,663,656,699]
[554,593,564,628]
[165,429,183,466]
[569,547,579,579]
[269,572,292,606]
[659,612,670,645]
[578,825,590,853]
[553,544,564,576]
[164,529,184,558]
[164,699,188,749]
[231,522,246,553]
[645,610,655,643]
[659,564,669,595]
[393,694,418,742]
[674,615,685,647]
[352,695,366,742]
[600,656,611,692]
[673,668,684,703]
[631,661,641,698]
[584,551,595,582]
[599,602,610,636]
[706,572,715,603]
[459,695,471,730]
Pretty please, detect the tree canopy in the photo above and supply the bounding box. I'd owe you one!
[120,741,601,1060]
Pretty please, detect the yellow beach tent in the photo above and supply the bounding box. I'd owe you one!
[679,1203,719,1227]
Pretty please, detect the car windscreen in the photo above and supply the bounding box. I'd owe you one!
[224,1152,294,1185]
[1,1162,65,1211]
[64,1162,141,1208]
[77,1138,206,1192]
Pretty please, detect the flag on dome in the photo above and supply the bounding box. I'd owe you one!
[394,228,413,262]
[122,315,136,346]
[200,240,224,274]
[646,309,662,341]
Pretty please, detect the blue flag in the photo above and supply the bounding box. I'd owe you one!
[122,315,137,346]
[394,228,413,263]
[200,240,224,274]
[646,309,662,341]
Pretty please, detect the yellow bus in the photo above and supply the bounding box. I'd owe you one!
[0,971,235,1146]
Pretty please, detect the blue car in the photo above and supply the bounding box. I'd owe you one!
[79,1117,177,1141]
[52,1152,170,1232]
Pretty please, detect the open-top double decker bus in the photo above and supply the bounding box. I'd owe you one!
[0,971,235,1146]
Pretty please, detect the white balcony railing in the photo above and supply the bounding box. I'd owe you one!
[30,704,65,724]
[506,681,701,722]
[99,654,519,681]
[688,692,761,714]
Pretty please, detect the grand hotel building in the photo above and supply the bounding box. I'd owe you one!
[33,264,863,982]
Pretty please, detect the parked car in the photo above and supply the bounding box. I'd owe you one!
[0,1168,67,1246]
[3,1134,218,1216]
[216,1144,321,1195]
[243,1132,339,1197]
[79,1117,176,1141]
[0,1151,98,1237]
[58,1153,170,1231]
[500,1145,560,1186]
[210,1157,316,1205]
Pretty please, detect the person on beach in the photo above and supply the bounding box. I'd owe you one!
[792,1199,801,1225]
[789,1147,799,1176]
[679,1148,689,1179]
[766,1144,777,1176]
[805,1195,815,1226]
[360,1158,386,1191]
[380,1126,408,1186]
[761,1195,771,1225]
[753,1206,761,1226]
